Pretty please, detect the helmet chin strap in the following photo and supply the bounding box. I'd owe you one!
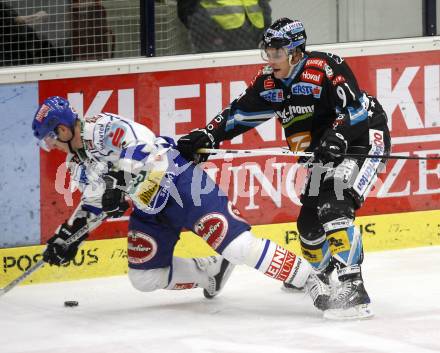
[285,51,303,78]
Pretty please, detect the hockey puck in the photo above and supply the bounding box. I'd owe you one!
[64,301,79,307]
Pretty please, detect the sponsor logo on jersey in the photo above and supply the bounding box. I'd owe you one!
[94,123,107,151]
[127,231,158,264]
[35,104,50,122]
[264,78,275,90]
[323,217,353,232]
[291,82,322,98]
[286,105,314,115]
[324,64,334,79]
[332,113,346,128]
[173,283,197,290]
[108,127,125,148]
[260,89,284,102]
[301,69,324,85]
[300,246,323,264]
[194,213,228,250]
[353,129,385,196]
[286,132,311,152]
[327,230,351,254]
[332,75,346,86]
[305,58,326,69]
[105,124,127,150]
[264,245,297,282]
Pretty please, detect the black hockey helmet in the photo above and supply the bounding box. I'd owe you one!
[261,18,307,53]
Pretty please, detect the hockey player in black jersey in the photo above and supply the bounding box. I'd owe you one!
[177,18,391,319]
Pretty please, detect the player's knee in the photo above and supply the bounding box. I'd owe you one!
[222,231,262,266]
[128,267,170,292]
[317,199,355,227]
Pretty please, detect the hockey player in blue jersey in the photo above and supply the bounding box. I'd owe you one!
[31,96,330,311]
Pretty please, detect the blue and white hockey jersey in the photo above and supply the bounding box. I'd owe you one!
[66,113,179,217]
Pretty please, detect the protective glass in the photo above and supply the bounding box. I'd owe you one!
[260,47,289,63]
[38,130,58,152]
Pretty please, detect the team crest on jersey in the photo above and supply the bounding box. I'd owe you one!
[260,89,284,102]
[291,82,322,98]
[194,213,228,250]
[128,231,158,264]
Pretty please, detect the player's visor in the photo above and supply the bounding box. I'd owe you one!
[38,130,58,152]
[260,46,289,63]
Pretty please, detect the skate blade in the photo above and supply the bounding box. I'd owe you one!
[281,282,305,293]
[323,304,374,320]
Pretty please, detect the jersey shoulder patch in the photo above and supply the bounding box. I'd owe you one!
[249,65,274,87]
[305,52,335,80]
[262,65,273,75]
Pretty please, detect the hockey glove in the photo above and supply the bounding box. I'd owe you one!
[102,171,130,218]
[43,217,89,266]
[315,129,348,164]
[177,129,215,164]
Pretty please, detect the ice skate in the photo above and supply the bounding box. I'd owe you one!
[305,273,331,311]
[195,256,235,299]
[283,261,333,293]
[324,270,374,320]
[282,281,305,292]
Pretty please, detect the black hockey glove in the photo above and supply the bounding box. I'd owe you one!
[315,129,348,164]
[177,129,215,164]
[102,171,130,218]
[43,217,89,266]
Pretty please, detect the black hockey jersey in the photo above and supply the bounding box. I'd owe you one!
[204,51,388,152]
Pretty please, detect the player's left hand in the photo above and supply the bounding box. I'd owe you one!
[43,217,88,266]
[315,129,347,164]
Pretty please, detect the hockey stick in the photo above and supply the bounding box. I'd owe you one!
[0,212,108,297]
[197,148,440,160]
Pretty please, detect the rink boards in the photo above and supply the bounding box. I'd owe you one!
[1,36,440,287]
[1,209,439,287]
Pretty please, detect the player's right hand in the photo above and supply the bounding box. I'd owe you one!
[102,171,130,218]
[177,129,214,164]
[43,217,88,266]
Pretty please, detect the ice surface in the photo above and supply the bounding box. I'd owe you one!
[1,246,439,353]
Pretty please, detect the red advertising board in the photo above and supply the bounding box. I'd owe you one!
[38,51,440,242]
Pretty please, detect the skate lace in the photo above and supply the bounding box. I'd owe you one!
[307,274,329,300]
[335,280,355,301]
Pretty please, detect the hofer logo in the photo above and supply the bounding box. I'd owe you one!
[305,58,326,69]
